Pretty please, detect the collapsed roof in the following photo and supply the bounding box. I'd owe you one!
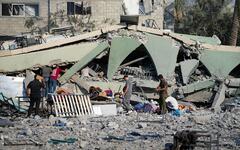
[0,25,239,110]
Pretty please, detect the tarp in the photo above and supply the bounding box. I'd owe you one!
[0,76,25,98]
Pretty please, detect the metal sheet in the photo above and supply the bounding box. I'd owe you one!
[211,83,227,111]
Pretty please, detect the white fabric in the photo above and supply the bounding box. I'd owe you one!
[165,96,178,110]
[123,0,140,15]
[0,76,25,98]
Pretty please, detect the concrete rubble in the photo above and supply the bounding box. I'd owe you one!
[0,12,240,150]
[0,110,239,149]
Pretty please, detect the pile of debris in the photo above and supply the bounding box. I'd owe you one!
[0,109,239,149]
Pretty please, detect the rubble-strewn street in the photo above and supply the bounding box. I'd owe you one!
[0,107,240,150]
[0,0,240,150]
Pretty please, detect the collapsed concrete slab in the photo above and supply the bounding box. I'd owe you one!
[179,59,199,84]
[0,42,99,72]
[0,25,239,107]
[58,42,109,84]
[211,83,227,112]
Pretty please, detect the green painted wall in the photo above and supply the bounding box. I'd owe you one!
[107,37,142,79]
[144,34,179,78]
[200,50,240,78]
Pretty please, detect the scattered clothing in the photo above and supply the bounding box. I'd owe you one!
[170,109,182,117]
[165,96,178,110]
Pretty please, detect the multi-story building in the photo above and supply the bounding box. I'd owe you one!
[0,0,164,36]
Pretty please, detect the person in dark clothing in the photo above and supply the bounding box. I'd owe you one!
[27,74,44,117]
[123,75,133,113]
[156,74,168,114]
[41,65,52,97]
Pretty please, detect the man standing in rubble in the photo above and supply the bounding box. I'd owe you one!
[123,75,133,113]
[156,74,168,114]
[41,65,52,97]
[27,74,44,117]
[49,65,63,93]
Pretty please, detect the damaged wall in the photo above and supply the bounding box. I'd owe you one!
[200,49,240,78]
[0,42,99,72]
[0,0,48,35]
[144,34,179,79]
[0,0,123,35]
[107,37,142,79]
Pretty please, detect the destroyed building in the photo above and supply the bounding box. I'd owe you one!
[0,1,240,149]
[0,24,239,111]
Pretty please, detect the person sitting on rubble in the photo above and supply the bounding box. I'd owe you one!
[156,74,168,114]
[49,65,64,93]
[123,75,133,113]
[27,74,44,117]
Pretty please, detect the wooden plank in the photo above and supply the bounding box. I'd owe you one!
[74,95,81,116]
[51,95,59,117]
[64,95,72,116]
[86,96,93,114]
[68,95,76,116]
[77,95,84,115]
[70,95,78,116]
[83,95,90,115]
[57,95,65,117]
[56,95,61,117]
[74,95,79,115]
[61,95,68,117]
[0,24,126,57]
[80,95,87,115]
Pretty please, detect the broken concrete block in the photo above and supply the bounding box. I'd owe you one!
[179,59,199,84]
[190,111,213,125]
[79,140,88,148]
[211,83,227,112]
[225,78,240,87]
[180,79,215,94]
[92,102,117,116]
[107,122,119,129]
[48,115,56,125]
[137,123,147,129]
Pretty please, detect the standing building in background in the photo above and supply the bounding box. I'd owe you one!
[0,0,164,36]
